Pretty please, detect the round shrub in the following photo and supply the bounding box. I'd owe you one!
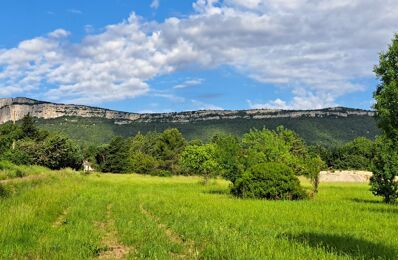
[231,162,307,200]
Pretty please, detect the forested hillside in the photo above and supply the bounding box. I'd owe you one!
[36,115,379,146]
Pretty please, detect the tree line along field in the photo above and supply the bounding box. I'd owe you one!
[0,170,397,259]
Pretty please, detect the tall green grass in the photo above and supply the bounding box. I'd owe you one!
[0,161,49,180]
[1,173,397,259]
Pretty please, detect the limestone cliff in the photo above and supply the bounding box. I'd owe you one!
[0,97,375,125]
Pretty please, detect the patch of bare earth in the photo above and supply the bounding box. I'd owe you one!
[97,204,132,260]
[140,204,198,259]
[53,207,70,228]
[320,170,373,183]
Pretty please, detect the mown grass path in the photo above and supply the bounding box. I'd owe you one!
[1,173,397,259]
[97,204,132,259]
[140,203,198,259]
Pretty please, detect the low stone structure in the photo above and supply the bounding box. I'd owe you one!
[82,161,94,172]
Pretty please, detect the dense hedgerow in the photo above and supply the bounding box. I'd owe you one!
[0,114,83,170]
[314,137,375,171]
[231,162,307,200]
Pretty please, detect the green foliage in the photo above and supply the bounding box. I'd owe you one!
[0,183,10,198]
[0,117,82,170]
[0,123,22,153]
[231,162,307,200]
[156,128,186,173]
[212,134,244,184]
[20,114,40,139]
[180,144,220,183]
[129,152,158,174]
[38,135,83,170]
[242,129,292,165]
[98,137,130,173]
[36,114,379,146]
[302,155,326,194]
[314,137,375,171]
[211,128,323,199]
[123,129,187,175]
[241,128,314,177]
[1,147,32,165]
[276,126,308,157]
[370,136,398,203]
[374,33,398,141]
[371,34,398,203]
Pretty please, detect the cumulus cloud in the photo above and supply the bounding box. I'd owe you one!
[0,0,397,107]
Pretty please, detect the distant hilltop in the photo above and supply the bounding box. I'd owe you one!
[0,97,375,125]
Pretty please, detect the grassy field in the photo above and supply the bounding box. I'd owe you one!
[1,172,397,259]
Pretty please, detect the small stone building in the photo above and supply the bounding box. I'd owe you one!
[82,160,94,172]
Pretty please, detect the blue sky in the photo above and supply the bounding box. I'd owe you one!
[0,0,395,112]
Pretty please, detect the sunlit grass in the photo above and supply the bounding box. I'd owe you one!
[1,172,397,259]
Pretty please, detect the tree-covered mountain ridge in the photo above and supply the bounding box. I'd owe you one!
[0,97,375,124]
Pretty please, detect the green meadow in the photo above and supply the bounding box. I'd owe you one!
[1,171,397,260]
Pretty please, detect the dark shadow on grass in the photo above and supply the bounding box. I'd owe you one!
[286,232,397,259]
[365,207,398,214]
[349,198,383,204]
[205,188,230,195]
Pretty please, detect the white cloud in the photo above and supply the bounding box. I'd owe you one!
[0,0,397,107]
[67,9,83,15]
[248,99,289,110]
[248,88,339,110]
[174,78,204,89]
[150,0,160,10]
[191,99,223,110]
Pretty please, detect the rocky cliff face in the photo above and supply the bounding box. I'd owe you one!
[0,97,375,124]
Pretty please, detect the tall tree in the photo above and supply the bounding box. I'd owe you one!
[180,144,220,184]
[374,34,398,140]
[21,114,39,139]
[100,137,130,173]
[156,128,186,173]
[372,34,398,203]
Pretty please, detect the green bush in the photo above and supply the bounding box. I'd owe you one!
[0,184,10,198]
[15,169,26,178]
[179,144,220,183]
[0,160,16,171]
[129,152,158,174]
[231,162,307,200]
[370,136,398,203]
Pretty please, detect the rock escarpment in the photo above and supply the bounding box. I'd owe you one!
[0,97,375,125]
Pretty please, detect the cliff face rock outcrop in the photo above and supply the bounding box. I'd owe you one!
[0,97,375,125]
